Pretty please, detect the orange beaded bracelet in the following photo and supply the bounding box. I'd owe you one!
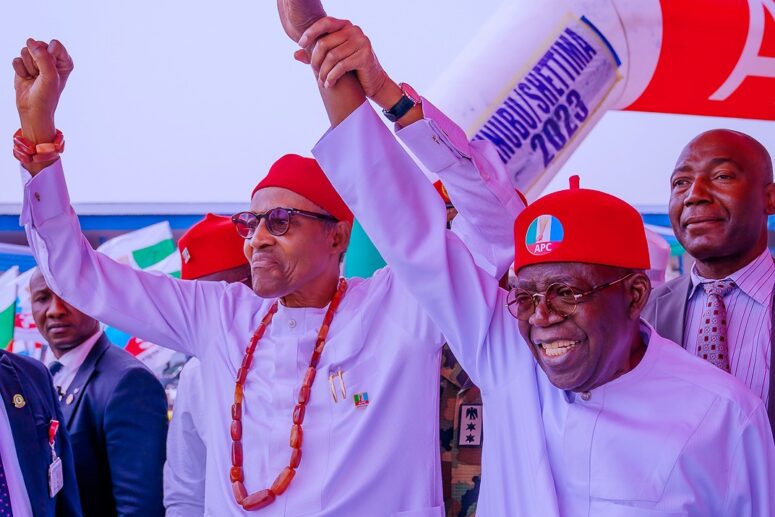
[12,129,65,164]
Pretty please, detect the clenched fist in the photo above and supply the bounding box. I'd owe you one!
[12,38,73,172]
[277,0,326,43]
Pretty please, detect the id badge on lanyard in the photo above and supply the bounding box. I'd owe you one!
[48,419,64,497]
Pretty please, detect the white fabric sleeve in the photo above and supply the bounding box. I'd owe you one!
[396,98,523,278]
[19,160,229,356]
[314,102,528,389]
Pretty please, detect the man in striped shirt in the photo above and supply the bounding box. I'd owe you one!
[643,129,774,432]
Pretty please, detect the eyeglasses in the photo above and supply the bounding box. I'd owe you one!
[231,208,338,239]
[506,273,634,321]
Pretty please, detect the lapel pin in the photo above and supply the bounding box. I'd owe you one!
[328,370,347,403]
[353,392,369,408]
[65,393,74,405]
[12,394,26,408]
[73,387,80,394]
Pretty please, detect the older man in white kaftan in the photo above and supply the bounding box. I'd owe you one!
[301,13,775,517]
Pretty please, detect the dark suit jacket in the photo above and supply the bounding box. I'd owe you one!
[0,349,82,517]
[643,274,775,433]
[61,334,168,517]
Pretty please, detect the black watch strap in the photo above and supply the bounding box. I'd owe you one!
[382,83,420,122]
[383,95,416,122]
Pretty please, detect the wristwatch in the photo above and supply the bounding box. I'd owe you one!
[382,83,421,122]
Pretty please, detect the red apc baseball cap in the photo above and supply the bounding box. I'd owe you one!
[513,176,650,272]
[179,213,248,280]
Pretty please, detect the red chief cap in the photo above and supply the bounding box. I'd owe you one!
[179,213,248,280]
[252,154,354,224]
[513,176,650,272]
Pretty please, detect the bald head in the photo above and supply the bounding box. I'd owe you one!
[669,129,775,278]
[679,129,772,182]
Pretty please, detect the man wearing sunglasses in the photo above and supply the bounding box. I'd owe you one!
[13,30,521,516]
[303,8,775,516]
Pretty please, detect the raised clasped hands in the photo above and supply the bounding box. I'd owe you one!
[295,17,389,100]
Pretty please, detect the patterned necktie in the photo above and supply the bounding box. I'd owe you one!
[696,279,736,372]
[48,361,63,377]
[49,361,65,398]
[0,453,13,516]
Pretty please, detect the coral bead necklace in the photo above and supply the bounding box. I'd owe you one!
[230,278,348,510]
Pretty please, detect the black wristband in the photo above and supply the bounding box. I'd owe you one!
[383,94,416,123]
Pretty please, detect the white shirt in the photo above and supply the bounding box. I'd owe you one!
[49,329,103,394]
[20,100,521,517]
[684,248,773,405]
[313,100,775,516]
[0,391,33,517]
[164,357,206,516]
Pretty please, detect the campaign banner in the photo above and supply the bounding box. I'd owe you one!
[470,16,621,194]
[430,0,771,200]
[624,0,775,120]
[428,0,637,200]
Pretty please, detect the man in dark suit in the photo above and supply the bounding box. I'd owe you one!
[29,270,168,516]
[0,348,82,516]
[642,129,775,433]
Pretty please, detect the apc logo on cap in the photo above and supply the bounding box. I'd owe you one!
[526,215,564,256]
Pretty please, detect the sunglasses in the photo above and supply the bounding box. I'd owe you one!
[231,208,338,239]
[506,273,634,321]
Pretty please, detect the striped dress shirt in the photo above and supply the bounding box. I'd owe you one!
[684,249,774,406]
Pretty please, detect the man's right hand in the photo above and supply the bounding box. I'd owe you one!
[12,39,73,173]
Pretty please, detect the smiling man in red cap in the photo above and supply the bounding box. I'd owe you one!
[300,7,775,515]
[12,28,521,516]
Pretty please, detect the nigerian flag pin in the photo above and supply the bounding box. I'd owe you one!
[353,392,369,408]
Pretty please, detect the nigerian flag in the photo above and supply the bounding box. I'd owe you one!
[97,221,180,273]
[0,267,18,350]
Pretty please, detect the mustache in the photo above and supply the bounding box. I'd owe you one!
[250,251,281,267]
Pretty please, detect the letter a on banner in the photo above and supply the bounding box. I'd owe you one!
[710,0,775,101]
[626,0,775,120]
